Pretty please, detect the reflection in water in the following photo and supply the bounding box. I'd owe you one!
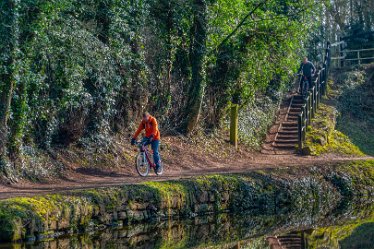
[2,204,374,249]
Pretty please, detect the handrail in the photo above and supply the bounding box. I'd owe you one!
[297,42,330,154]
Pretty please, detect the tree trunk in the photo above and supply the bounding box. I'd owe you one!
[180,0,207,134]
[164,2,173,113]
[350,0,353,26]
[0,0,19,170]
[9,78,27,160]
[96,0,111,45]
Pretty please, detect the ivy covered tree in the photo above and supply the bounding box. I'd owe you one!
[181,0,207,134]
[0,0,20,176]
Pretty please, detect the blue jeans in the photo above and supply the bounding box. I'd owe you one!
[141,137,161,167]
[300,75,313,93]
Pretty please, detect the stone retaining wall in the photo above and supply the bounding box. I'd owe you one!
[0,160,373,242]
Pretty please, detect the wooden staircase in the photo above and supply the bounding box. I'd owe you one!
[262,94,304,155]
[267,233,306,249]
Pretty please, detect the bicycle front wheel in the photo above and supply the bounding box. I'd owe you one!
[136,152,149,177]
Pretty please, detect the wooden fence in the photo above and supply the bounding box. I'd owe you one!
[331,47,374,67]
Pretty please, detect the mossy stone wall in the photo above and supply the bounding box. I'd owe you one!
[0,160,373,242]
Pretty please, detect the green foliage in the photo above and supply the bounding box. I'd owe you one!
[205,0,320,127]
[236,96,279,149]
[0,0,325,176]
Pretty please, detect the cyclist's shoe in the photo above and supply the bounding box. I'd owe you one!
[155,165,161,175]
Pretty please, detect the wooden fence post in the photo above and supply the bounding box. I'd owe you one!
[230,104,239,148]
[298,114,302,153]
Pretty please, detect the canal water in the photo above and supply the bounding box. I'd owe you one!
[1,205,373,248]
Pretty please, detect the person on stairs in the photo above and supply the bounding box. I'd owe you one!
[298,57,316,93]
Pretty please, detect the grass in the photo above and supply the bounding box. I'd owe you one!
[337,116,374,156]
[334,64,374,156]
[304,64,374,156]
[339,222,374,249]
[307,221,374,249]
[304,104,364,156]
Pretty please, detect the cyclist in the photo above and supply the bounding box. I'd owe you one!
[131,112,162,173]
[298,57,316,93]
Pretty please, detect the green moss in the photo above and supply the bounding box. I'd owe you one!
[338,160,374,187]
[144,181,189,211]
[305,104,364,156]
[0,196,58,241]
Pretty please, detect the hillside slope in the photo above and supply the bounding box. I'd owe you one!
[334,64,374,156]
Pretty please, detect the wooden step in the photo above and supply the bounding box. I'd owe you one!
[278,130,298,135]
[289,108,302,113]
[275,139,298,144]
[280,243,302,246]
[281,123,298,127]
[281,126,297,130]
[279,238,302,242]
[280,129,298,134]
[273,143,296,149]
[279,245,302,248]
[293,95,303,100]
[288,112,301,116]
[277,134,299,141]
[292,99,304,104]
[261,149,296,155]
[277,132,299,138]
[287,116,299,121]
[291,104,304,108]
[282,122,298,127]
[277,235,301,239]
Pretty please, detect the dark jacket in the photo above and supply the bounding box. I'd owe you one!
[298,61,316,77]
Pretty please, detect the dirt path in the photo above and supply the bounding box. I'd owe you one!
[1,73,372,201]
[0,152,371,200]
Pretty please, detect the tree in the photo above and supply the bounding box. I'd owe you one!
[0,0,19,174]
[180,0,207,134]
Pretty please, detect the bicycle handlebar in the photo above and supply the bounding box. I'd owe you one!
[134,141,144,146]
[135,141,151,148]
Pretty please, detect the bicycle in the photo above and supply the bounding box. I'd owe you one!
[134,140,163,177]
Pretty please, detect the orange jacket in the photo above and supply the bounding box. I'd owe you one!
[133,115,160,140]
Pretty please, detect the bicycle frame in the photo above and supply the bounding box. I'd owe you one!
[138,143,156,169]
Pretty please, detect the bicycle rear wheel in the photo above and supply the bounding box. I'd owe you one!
[136,152,149,177]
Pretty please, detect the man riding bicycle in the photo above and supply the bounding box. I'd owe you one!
[131,112,162,173]
[298,57,316,93]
